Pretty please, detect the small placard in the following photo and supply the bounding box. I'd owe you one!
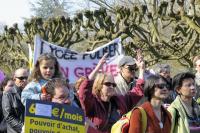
[35,103,52,117]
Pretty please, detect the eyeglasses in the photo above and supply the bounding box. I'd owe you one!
[103,82,117,87]
[16,76,28,80]
[154,83,170,89]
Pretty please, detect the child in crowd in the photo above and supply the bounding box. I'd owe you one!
[44,77,98,133]
[21,53,63,105]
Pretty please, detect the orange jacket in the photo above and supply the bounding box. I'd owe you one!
[128,102,171,133]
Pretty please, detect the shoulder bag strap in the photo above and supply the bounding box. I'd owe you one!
[137,107,147,133]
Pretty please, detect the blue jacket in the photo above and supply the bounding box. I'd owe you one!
[21,79,46,106]
[21,79,77,107]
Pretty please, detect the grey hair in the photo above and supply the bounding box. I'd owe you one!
[155,64,170,74]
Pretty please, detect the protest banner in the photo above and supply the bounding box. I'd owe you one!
[33,35,124,83]
[24,99,85,133]
[28,43,33,71]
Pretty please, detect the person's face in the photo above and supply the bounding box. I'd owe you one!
[195,60,200,73]
[153,79,170,100]
[121,64,136,79]
[100,75,116,102]
[39,59,55,80]
[3,80,14,92]
[177,78,196,99]
[14,69,29,89]
[52,85,70,104]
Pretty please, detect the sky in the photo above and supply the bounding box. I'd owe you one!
[0,0,91,27]
[0,0,33,26]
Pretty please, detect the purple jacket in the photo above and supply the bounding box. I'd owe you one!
[79,78,144,132]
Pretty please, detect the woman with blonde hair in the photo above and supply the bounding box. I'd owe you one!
[79,54,145,132]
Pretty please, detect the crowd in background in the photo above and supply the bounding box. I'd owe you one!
[1,52,200,133]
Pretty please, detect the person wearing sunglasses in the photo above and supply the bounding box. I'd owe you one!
[114,55,145,96]
[2,68,29,133]
[168,72,200,133]
[155,64,174,107]
[128,74,172,133]
[79,54,144,132]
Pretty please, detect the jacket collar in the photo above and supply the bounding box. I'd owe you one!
[142,101,171,125]
[38,79,47,86]
[9,85,22,100]
[170,95,190,132]
[10,85,22,93]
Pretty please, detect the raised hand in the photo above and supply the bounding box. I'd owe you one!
[96,53,108,71]
[136,49,143,62]
[134,49,145,79]
[135,49,145,70]
[88,53,108,80]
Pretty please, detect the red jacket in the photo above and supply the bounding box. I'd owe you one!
[128,102,171,133]
[79,78,144,132]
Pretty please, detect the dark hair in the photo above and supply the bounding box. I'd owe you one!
[160,75,172,90]
[144,74,167,101]
[172,72,195,94]
[29,53,62,82]
[0,76,13,91]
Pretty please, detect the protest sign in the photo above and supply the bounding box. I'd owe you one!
[24,99,86,133]
[33,35,124,83]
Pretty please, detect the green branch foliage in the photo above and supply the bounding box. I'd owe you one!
[0,0,200,73]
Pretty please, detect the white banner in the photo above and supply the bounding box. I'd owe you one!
[33,35,124,83]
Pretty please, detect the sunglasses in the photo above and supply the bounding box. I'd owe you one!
[125,65,137,72]
[154,83,170,89]
[103,82,117,87]
[16,76,28,80]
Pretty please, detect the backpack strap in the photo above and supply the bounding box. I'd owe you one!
[135,107,147,133]
[111,106,147,133]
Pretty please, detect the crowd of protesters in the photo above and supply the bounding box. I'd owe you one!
[1,52,200,133]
